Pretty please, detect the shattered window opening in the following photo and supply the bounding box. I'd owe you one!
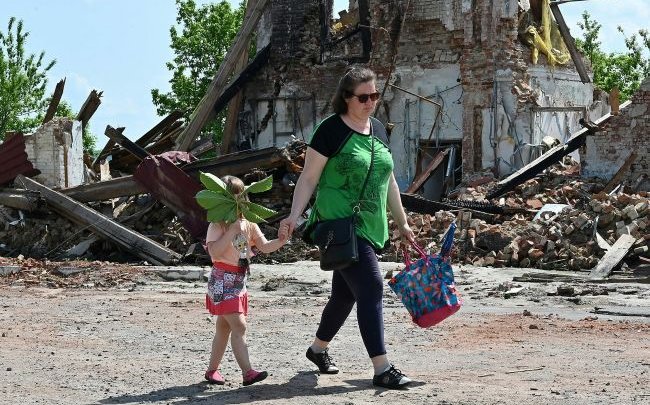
[320,0,371,63]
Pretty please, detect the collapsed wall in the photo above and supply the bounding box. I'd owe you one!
[23,118,84,188]
[582,78,650,191]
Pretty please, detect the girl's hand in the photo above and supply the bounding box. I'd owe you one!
[279,216,297,239]
[278,223,290,242]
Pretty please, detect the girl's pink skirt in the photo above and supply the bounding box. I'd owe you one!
[205,261,249,316]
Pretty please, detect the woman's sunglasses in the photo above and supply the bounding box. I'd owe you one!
[351,92,380,103]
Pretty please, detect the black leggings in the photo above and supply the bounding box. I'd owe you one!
[315,237,386,358]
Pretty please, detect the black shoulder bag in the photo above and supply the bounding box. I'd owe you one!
[312,126,375,271]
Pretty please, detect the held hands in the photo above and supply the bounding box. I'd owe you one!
[278,217,297,241]
[278,222,290,243]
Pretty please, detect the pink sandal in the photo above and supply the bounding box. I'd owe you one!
[243,369,268,386]
[204,369,225,385]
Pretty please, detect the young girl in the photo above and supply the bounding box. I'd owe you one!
[204,175,289,386]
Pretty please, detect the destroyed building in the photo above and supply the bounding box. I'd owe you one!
[581,77,650,191]
[229,0,614,201]
[0,0,648,284]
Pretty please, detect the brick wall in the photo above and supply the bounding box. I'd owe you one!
[582,78,650,190]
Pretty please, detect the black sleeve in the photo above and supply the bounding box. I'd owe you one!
[309,115,352,157]
[370,117,391,151]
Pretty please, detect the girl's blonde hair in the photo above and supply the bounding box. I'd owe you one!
[221,175,249,201]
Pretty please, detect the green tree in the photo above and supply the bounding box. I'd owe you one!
[575,12,650,100]
[0,17,55,139]
[50,99,97,155]
[151,0,247,143]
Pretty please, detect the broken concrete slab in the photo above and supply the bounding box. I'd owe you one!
[589,234,637,280]
[137,265,209,281]
[53,267,89,277]
[0,266,20,276]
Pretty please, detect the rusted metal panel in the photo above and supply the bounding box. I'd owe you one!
[134,155,208,241]
[0,133,40,185]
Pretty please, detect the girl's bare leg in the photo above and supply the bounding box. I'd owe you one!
[208,315,231,370]
[223,313,252,375]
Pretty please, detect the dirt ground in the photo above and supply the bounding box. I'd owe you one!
[1,260,649,405]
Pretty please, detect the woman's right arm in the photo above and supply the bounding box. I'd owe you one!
[280,147,328,237]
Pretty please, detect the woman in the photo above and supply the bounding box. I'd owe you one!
[278,67,415,389]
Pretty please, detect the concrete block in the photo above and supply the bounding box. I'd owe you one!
[0,266,20,276]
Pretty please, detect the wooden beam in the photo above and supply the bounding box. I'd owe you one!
[175,0,268,151]
[61,176,146,202]
[62,147,286,202]
[588,234,636,280]
[609,87,620,115]
[602,152,637,194]
[16,175,180,265]
[92,111,181,167]
[406,149,449,193]
[220,0,256,155]
[211,44,271,119]
[0,189,42,211]
[134,110,183,148]
[76,90,103,130]
[549,3,590,83]
[104,125,150,161]
[43,78,66,124]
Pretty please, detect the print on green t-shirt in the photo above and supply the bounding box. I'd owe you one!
[311,132,393,249]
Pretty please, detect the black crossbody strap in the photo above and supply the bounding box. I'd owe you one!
[352,121,375,213]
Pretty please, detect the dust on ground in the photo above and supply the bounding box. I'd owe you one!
[1,261,649,405]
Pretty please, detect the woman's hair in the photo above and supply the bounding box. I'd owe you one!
[331,67,377,114]
[221,175,248,201]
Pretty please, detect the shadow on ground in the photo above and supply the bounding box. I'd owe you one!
[98,370,424,404]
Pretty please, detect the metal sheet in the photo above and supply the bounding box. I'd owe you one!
[0,134,40,185]
[134,154,208,241]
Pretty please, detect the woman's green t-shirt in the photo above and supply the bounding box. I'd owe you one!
[307,116,393,249]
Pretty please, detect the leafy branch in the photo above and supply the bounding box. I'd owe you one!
[195,172,277,224]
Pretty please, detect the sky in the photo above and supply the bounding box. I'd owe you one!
[2,0,648,148]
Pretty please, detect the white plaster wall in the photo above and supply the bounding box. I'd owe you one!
[68,120,84,187]
[483,66,597,175]
[480,66,597,175]
[256,8,272,50]
[250,88,316,149]
[385,65,463,188]
[528,66,595,138]
[23,118,84,188]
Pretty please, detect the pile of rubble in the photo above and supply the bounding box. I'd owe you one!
[0,113,647,284]
[383,161,648,275]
